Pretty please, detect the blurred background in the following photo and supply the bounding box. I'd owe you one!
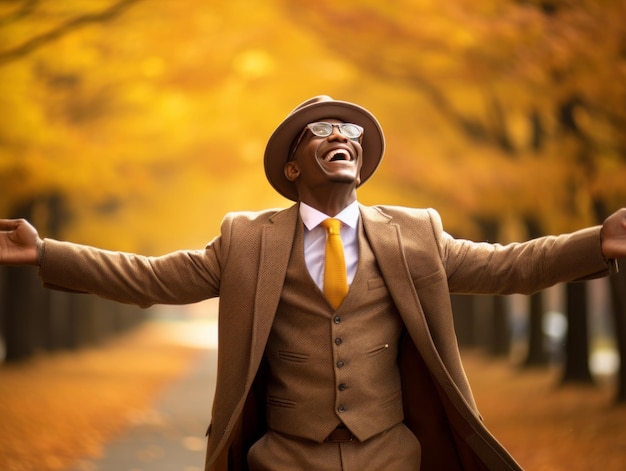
[1,0,626,469]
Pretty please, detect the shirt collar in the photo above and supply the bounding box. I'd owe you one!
[300,201,360,231]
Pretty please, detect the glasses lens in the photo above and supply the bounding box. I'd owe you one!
[339,124,362,139]
[309,122,333,137]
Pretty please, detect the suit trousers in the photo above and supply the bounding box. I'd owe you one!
[247,422,421,470]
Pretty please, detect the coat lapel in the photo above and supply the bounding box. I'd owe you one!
[246,204,299,384]
[360,205,424,333]
[360,205,448,371]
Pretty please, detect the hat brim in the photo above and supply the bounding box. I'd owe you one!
[264,98,385,201]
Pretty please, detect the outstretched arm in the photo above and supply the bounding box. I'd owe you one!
[1,217,224,306]
[601,208,626,260]
[0,219,41,266]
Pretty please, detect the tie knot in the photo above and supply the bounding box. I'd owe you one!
[322,218,342,235]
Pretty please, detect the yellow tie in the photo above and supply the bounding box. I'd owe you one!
[321,218,348,309]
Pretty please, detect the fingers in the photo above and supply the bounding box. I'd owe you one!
[601,208,626,259]
[0,219,22,231]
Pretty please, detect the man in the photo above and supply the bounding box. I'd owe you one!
[1,96,625,470]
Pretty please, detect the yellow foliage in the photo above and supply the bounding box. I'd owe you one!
[1,0,625,250]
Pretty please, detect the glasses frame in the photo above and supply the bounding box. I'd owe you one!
[288,122,364,161]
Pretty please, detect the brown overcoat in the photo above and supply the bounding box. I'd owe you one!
[38,204,611,470]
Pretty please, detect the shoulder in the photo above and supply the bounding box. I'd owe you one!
[221,205,296,225]
[218,205,298,240]
[360,205,446,250]
[222,208,284,224]
[364,205,442,228]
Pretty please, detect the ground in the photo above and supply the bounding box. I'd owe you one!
[0,320,624,471]
[467,352,626,471]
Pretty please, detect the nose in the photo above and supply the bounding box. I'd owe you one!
[328,125,348,142]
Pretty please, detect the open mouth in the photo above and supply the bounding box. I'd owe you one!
[323,149,352,162]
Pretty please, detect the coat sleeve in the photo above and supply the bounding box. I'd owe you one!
[426,208,614,295]
[37,219,232,308]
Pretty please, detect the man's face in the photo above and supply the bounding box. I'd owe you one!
[284,118,364,196]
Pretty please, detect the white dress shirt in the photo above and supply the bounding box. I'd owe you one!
[300,201,360,290]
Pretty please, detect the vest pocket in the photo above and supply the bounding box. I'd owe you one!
[278,350,309,363]
[267,395,297,409]
[366,343,391,356]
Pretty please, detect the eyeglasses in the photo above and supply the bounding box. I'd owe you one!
[289,122,364,160]
[306,122,363,140]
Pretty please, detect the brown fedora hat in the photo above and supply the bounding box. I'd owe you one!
[264,95,385,201]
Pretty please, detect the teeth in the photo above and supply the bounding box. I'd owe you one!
[325,149,350,162]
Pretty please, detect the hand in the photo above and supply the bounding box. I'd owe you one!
[601,208,626,260]
[0,219,41,266]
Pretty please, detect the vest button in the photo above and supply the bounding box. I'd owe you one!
[335,337,343,345]
[338,383,347,391]
[336,360,345,368]
[334,316,341,324]
[337,405,346,413]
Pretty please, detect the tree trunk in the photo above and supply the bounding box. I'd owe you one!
[608,259,626,403]
[560,282,594,384]
[451,294,477,348]
[3,266,44,361]
[523,292,549,367]
[489,295,510,357]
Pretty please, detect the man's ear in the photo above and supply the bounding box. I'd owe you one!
[284,161,300,182]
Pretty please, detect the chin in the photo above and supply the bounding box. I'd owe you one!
[328,173,359,185]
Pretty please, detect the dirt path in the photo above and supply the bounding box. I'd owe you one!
[0,322,624,471]
[0,321,207,471]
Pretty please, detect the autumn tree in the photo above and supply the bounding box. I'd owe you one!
[0,0,149,359]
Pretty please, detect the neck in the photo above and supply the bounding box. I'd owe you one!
[299,191,357,217]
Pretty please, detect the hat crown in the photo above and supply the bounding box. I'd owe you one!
[288,95,334,115]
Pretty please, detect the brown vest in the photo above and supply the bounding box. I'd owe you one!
[264,221,405,442]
